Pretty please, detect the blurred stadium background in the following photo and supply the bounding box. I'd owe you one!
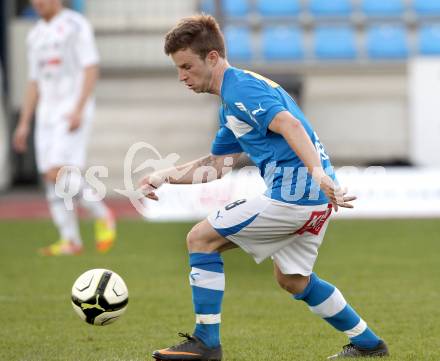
[1,0,440,219]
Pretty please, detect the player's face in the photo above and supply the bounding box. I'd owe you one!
[171,49,213,94]
[31,0,61,19]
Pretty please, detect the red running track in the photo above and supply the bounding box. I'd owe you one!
[0,192,141,220]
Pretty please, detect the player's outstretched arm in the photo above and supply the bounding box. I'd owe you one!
[268,111,356,211]
[13,81,39,153]
[140,152,242,201]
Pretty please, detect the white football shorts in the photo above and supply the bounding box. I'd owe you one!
[207,195,332,275]
[34,101,94,173]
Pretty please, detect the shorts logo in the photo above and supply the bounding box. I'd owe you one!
[295,204,332,236]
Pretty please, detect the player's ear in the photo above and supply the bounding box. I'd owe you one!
[206,50,219,67]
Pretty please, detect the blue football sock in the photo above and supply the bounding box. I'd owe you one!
[189,252,224,348]
[294,273,381,349]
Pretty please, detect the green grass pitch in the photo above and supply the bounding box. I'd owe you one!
[0,219,439,360]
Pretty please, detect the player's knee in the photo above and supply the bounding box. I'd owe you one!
[186,226,210,252]
[276,273,310,295]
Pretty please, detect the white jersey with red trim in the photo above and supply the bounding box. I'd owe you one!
[27,8,99,110]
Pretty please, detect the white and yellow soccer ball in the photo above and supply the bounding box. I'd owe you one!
[71,269,128,326]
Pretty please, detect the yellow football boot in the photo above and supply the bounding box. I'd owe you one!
[95,211,116,253]
[38,239,83,256]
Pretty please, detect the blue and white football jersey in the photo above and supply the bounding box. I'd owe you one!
[211,67,336,206]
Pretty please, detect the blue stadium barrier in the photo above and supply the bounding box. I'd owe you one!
[224,26,252,61]
[200,0,216,15]
[366,25,408,59]
[413,0,440,15]
[362,0,404,17]
[223,0,249,17]
[419,25,440,55]
[71,0,85,13]
[21,6,38,18]
[309,0,352,16]
[257,0,301,17]
[262,26,304,60]
[314,26,357,59]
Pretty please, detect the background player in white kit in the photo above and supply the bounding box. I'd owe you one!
[13,0,115,256]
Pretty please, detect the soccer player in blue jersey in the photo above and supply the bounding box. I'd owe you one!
[143,15,389,360]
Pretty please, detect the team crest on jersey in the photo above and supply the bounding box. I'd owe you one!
[295,204,332,235]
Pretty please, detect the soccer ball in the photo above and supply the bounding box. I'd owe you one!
[71,269,128,326]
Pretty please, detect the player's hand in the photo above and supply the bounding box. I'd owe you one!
[66,109,82,131]
[320,175,357,212]
[139,173,168,201]
[13,123,30,153]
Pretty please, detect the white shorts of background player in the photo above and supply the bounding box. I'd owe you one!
[34,100,94,174]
